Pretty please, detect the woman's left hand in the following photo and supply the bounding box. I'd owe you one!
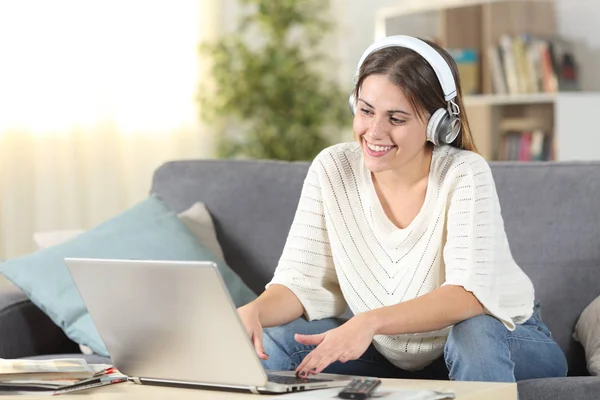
[294,314,376,378]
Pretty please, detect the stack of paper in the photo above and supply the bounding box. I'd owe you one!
[0,358,127,395]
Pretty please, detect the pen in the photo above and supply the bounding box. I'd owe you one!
[92,367,117,377]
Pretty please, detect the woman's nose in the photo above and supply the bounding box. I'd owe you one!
[367,118,388,140]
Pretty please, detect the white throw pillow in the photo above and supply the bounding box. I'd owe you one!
[177,201,225,261]
[573,295,600,376]
[33,230,86,249]
[33,201,226,356]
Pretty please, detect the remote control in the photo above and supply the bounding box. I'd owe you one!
[338,378,382,400]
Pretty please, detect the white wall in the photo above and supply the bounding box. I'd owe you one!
[555,92,600,160]
[329,0,400,89]
[556,0,600,90]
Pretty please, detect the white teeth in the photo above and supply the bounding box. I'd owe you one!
[365,139,393,152]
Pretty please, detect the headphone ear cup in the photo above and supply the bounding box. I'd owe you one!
[426,108,448,145]
[427,108,461,145]
[444,117,461,144]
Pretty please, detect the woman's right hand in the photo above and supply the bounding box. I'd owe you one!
[238,303,269,360]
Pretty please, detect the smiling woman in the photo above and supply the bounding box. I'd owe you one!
[0,0,213,260]
[236,35,568,384]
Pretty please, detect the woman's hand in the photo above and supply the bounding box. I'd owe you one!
[237,303,269,360]
[294,314,375,377]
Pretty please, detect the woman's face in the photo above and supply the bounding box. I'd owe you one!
[353,74,429,174]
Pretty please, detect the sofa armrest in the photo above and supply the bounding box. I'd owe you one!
[0,284,79,358]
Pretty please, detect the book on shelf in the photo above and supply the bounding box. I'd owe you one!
[448,48,479,95]
[498,129,553,161]
[488,34,580,95]
[0,358,127,395]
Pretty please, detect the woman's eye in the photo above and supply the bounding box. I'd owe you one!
[390,117,405,125]
[360,108,372,115]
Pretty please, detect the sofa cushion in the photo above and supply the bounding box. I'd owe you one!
[150,159,311,295]
[574,295,600,375]
[489,162,600,376]
[517,376,600,400]
[0,195,257,357]
[0,283,81,359]
[31,201,232,356]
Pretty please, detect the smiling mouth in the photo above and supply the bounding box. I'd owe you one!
[363,138,396,156]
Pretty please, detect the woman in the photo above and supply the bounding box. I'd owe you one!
[237,35,568,382]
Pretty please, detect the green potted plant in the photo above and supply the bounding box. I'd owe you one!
[198,0,350,161]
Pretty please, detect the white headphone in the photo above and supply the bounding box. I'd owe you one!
[349,35,461,146]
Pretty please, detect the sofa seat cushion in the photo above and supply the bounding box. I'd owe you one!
[518,376,600,400]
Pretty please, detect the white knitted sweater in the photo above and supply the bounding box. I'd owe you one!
[267,142,535,370]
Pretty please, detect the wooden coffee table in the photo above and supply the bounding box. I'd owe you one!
[17,378,516,399]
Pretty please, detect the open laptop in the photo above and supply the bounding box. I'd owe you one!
[63,258,355,394]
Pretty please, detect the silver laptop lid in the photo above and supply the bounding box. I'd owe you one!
[64,258,268,388]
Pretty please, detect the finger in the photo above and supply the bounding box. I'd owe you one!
[295,352,317,378]
[300,353,335,377]
[312,355,337,375]
[296,354,319,378]
[252,328,269,360]
[295,332,326,346]
[297,346,338,377]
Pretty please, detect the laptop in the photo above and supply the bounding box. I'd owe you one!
[64,258,355,394]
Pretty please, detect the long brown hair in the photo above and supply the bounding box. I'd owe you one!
[352,39,477,152]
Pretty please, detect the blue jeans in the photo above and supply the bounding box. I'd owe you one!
[261,302,568,382]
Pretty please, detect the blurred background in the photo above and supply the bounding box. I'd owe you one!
[1,0,599,260]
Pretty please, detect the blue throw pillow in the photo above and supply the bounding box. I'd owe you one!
[0,195,257,356]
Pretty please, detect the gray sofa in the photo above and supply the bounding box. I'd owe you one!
[0,157,599,399]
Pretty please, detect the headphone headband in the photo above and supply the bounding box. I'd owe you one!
[353,35,457,102]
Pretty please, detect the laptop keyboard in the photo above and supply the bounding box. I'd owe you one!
[267,374,332,385]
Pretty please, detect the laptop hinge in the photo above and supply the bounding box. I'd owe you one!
[138,377,260,392]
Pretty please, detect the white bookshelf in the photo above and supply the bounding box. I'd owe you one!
[375,0,554,40]
[464,93,556,106]
[374,0,600,162]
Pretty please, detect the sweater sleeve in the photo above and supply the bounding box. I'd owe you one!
[441,156,517,330]
[266,159,347,321]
